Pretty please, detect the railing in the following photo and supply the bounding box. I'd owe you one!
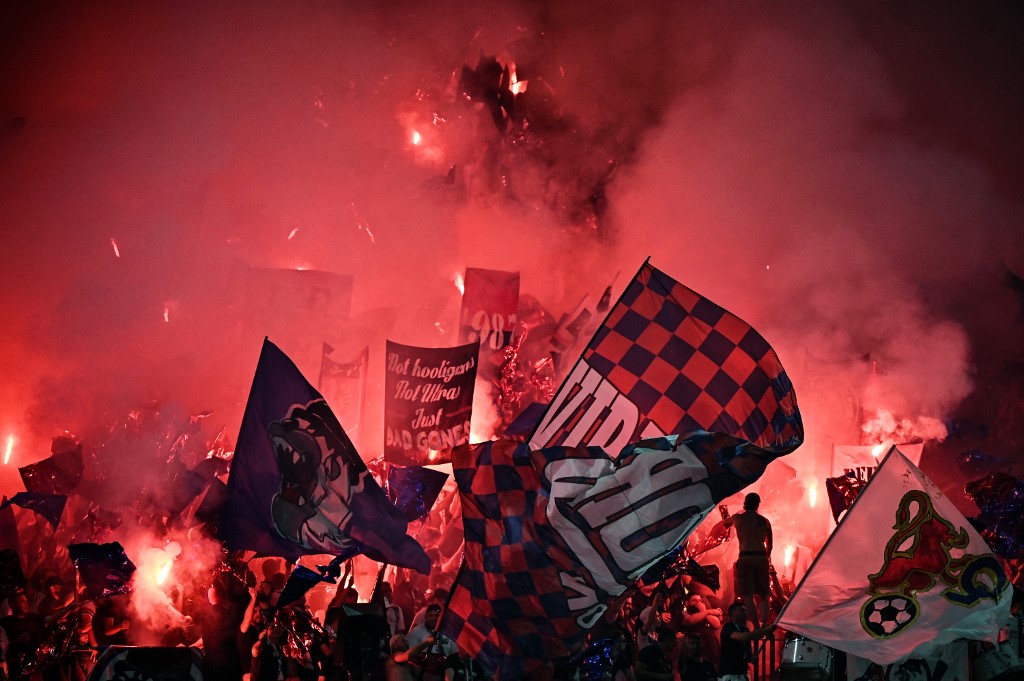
[753,634,780,681]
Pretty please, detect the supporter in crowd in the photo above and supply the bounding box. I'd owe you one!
[410,588,450,631]
[677,635,716,681]
[679,591,722,665]
[380,581,406,636]
[635,625,678,681]
[724,493,773,628]
[636,591,669,650]
[0,591,45,680]
[718,602,776,681]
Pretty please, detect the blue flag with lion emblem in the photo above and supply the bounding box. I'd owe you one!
[777,446,1011,665]
[220,339,430,574]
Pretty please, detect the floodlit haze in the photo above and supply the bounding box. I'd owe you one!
[1,1,1022,512]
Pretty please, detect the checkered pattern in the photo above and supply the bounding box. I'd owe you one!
[442,431,805,679]
[442,440,588,680]
[582,262,802,452]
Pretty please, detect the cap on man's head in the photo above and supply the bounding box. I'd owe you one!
[743,492,761,510]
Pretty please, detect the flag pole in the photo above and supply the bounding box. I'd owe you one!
[525,257,651,446]
[773,445,898,625]
[416,552,465,681]
[356,346,369,448]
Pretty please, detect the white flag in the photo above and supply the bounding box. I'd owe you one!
[777,447,1011,665]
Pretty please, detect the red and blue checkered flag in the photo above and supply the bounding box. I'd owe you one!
[443,430,798,679]
[529,260,802,454]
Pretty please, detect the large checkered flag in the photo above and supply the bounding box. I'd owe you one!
[441,261,804,679]
[529,259,802,454]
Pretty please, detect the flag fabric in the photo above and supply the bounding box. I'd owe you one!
[442,429,797,679]
[965,472,1024,560]
[529,261,803,456]
[1,492,67,529]
[825,473,867,524]
[18,448,84,495]
[459,267,520,353]
[219,338,430,574]
[831,443,923,480]
[243,267,353,368]
[386,465,449,521]
[68,541,136,600]
[383,340,479,467]
[277,565,333,609]
[777,447,1012,665]
[318,344,368,445]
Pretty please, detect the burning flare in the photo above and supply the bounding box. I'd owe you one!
[3,434,14,465]
[454,272,465,295]
[807,480,818,508]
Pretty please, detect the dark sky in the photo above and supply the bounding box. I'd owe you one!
[1,1,1022,509]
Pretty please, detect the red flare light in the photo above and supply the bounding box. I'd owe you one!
[3,435,14,465]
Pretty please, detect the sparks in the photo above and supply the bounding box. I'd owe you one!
[454,272,465,295]
[110,238,120,258]
[3,435,14,465]
[288,228,300,240]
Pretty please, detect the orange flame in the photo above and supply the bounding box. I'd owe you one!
[509,64,528,95]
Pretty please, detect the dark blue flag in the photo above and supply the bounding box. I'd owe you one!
[386,465,449,521]
[18,448,83,495]
[68,541,136,600]
[277,565,333,609]
[219,339,430,573]
[2,492,67,529]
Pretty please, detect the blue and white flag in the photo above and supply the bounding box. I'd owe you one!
[220,339,430,573]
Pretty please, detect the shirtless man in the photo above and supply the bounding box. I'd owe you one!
[724,493,772,627]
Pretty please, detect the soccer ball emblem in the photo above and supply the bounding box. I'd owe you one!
[860,594,919,638]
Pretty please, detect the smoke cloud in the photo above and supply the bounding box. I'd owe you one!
[1,0,1021,524]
